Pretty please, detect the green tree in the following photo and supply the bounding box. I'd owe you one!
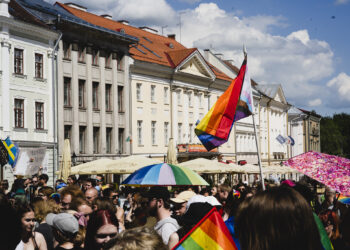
[320,117,344,155]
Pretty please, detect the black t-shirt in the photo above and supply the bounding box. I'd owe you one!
[35,223,54,250]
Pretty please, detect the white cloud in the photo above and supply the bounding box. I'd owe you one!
[327,73,350,102]
[178,0,201,4]
[335,0,349,5]
[308,98,322,107]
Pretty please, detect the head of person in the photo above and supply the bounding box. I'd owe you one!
[147,186,171,218]
[83,178,96,191]
[236,187,322,250]
[104,226,167,250]
[92,197,115,212]
[318,209,340,240]
[67,175,77,186]
[70,197,93,221]
[46,212,79,245]
[324,187,336,204]
[60,185,85,210]
[85,188,98,204]
[37,186,55,201]
[39,174,49,186]
[32,199,60,223]
[103,188,119,206]
[16,203,36,234]
[170,191,196,216]
[211,185,218,196]
[218,184,232,203]
[0,179,9,191]
[96,175,104,185]
[85,209,119,250]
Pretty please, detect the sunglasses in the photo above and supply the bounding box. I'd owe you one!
[111,195,119,200]
[96,233,117,239]
[24,218,36,222]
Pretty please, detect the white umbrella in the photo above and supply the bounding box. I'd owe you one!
[178,158,236,174]
[59,139,71,181]
[166,138,177,164]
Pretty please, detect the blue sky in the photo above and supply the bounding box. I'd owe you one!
[50,0,350,116]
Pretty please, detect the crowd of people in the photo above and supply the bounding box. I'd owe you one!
[0,173,349,250]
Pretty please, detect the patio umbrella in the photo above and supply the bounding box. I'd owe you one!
[70,158,116,175]
[122,163,209,186]
[166,138,177,164]
[179,158,237,173]
[284,151,350,196]
[59,139,71,182]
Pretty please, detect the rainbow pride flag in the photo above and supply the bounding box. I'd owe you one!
[195,58,248,151]
[173,208,237,250]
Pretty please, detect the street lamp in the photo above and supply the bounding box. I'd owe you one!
[71,152,77,166]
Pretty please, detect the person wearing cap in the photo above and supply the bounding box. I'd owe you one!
[147,186,180,246]
[170,191,195,216]
[46,213,80,250]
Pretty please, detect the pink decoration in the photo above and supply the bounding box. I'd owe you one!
[284,151,350,196]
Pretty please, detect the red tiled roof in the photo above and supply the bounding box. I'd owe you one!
[56,2,232,82]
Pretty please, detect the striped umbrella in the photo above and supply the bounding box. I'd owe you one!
[338,194,350,205]
[122,163,209,186]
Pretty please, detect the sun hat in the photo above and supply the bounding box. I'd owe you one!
[170,191,196,204]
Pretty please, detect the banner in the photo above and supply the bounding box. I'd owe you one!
[14,147,48,176]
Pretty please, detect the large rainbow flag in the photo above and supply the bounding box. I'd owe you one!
[172,208,237,250]
[195,58,252,151]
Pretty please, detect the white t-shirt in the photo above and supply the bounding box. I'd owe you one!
[154,216,180,245]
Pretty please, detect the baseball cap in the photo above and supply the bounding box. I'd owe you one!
[46,213,79,236]
[146,186,170,200]
[170,191,196,204]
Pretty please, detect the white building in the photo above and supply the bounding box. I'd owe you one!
[0,0,59,184]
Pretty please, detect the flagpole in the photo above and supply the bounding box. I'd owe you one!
[252,112,265,190]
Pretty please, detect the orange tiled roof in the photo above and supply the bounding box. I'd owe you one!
[56,2,232,82]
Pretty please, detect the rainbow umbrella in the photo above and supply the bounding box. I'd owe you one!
[338,194,350,205]
[122,163,209,186]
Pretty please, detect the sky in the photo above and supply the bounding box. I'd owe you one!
[48,0,350,116]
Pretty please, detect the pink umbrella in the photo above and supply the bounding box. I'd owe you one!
[284,151,350,196]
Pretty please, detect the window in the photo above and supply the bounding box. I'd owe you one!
[92,49,99,66]
[78,80,85,108]
[189,124,193,143]
[118,128,124,154]
[177,91,181,105]
[136,83,142,101]
[106,128,112,153]
[178,123,182,143]
[92,82,99,109]
[14,99,24,128]
[64,77,71,107]
[164,87,169,104]
[64,125,71,144]
[63,42,71,59]
[105,53,111,68]
[151,85,156,102]
[35,102,44,129]
[151,121,156,145]
[78,45,85,63]
[14,49,23,74]
[105,84,112,111]
[117,55,124,71]
[164,122,169,145]
[137,120,143,145]
[188,93,192,107]
[35,53,43,78]
[79,126,86,153]
[93,127,100,153]
[118,86,124,112]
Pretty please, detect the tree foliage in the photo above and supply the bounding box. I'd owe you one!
[321,113,350,158]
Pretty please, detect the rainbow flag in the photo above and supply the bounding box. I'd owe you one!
[195,58,248,151]
[338,194,350,204]
[173,208,237,250]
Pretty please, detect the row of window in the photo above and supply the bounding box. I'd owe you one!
[64,77,124,112]
[64,125,125,154]
[136,121,195,146]
[14,99,44,129]
[136,83,204,107]
[14,49,44,78]
[63,42,123,70]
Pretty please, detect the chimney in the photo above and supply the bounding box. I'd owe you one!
[167,34,176,40]
[0,0,10,18]
[101,14,112,20]
[118,20,129,25]
[139,26,158,34]
[66,3,87,11]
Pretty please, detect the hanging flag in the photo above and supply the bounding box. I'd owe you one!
[276,135,286,145]
[1,137,18,166]
[173,208,237,250]
[233,61,254,122]
[195,58,247,151]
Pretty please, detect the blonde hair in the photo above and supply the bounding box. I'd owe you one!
[33,200,60,222]
[105,227,167,250]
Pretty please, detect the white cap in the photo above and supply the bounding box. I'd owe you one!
[186,195,221,211]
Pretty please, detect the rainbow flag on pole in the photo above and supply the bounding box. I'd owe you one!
[195,58,248,151]
[172,208,237,250]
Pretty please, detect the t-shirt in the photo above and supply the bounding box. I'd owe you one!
[36,223,54,250]
[154,216,180,245]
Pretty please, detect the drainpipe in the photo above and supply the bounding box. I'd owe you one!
[52,31,62,183]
